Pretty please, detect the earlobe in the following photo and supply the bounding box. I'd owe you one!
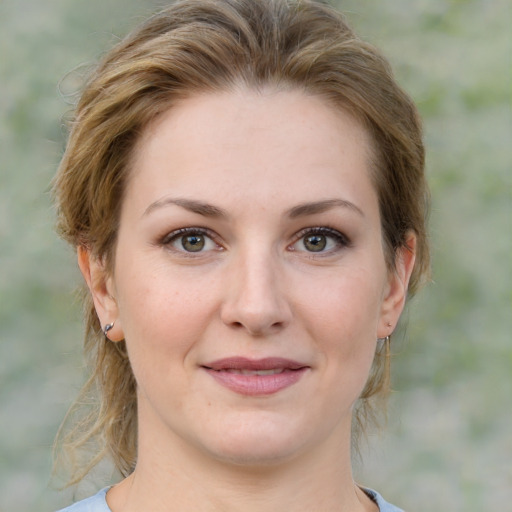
[77,246,124,341]
[378,233,416,338]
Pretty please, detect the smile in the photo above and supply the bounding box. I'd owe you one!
[223,368,286,376]
[202,357,309,396]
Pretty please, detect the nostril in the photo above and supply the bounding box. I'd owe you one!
[220,286,292,335]
[227,319,285,336]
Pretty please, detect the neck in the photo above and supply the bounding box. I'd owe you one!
[107,405,373,512]
[111,456,368,512]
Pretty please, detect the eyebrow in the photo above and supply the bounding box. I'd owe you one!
[143,197,228,218]
[142,197,364,219]
[286,199,364,218]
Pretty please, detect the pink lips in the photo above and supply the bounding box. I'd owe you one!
[202,357,309,396]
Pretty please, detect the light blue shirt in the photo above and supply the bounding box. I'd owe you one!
[57,487,404,511]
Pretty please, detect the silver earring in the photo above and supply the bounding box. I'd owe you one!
[103,321,115,338]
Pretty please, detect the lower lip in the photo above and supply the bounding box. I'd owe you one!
[204,368,308,396]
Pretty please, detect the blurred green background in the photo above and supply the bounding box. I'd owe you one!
[0,0,510,510]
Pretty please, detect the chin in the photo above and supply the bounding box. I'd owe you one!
[208,439,303,469]
[194,412,320,468]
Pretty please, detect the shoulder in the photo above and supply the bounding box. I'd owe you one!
[56,486,402,512]
[363,487,405,512]
[56,487,111,512]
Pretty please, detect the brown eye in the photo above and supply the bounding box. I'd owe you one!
[303,234,327,252]
[181,234,205,252]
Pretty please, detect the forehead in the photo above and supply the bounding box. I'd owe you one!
[126,88,377,217]
[135,87,371,157]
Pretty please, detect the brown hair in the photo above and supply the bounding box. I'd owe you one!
[53,0,429,484]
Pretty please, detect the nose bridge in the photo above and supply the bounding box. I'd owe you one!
[221,240,290,335]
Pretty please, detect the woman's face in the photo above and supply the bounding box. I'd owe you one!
[84,89,413,468]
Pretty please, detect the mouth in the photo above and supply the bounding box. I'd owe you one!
[201,357,309,396]
[221,368,288,376]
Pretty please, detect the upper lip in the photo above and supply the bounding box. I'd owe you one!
[202,357,308,371]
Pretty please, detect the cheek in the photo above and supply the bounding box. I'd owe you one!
[113,257,216,376]
[298,267,385,384]
[301,267,385,338]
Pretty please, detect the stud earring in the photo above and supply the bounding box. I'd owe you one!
[377,321,393,343]
[103,321,115,339]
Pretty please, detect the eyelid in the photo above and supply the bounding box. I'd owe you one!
[157,225,350,255]
[289,226,351,252]
[161,227,207,244]
[160,227,223,252]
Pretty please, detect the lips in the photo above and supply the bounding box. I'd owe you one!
[202,357,309,396]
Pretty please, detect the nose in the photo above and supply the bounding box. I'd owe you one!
[220,249,292,336]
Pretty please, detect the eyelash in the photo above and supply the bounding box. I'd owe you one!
[158,226,351,255]
[290,226,351,254]
[160,227,222,254]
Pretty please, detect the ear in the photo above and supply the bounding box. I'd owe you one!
[77,246,124,342]
[377,232,416,338]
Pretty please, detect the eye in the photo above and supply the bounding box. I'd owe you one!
[290,227,350,254]
[162,228,220,253]
[303,233,329,252]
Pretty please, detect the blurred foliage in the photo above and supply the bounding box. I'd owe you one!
[0,0,510,510]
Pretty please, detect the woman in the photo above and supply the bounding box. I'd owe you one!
[53,0,429,510]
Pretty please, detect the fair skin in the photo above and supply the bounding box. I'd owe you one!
[79,88,415,511]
